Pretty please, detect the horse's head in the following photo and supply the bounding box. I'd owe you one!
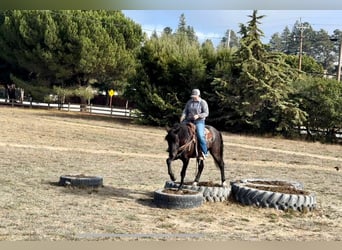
[165,124,182,160]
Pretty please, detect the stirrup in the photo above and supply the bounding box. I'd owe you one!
[198,152,208,160]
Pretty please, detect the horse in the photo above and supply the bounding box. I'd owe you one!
[165,122,227,190]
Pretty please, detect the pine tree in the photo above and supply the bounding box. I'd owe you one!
[0,10,143,92]
[125,15,206,125]
[211,10,306,134]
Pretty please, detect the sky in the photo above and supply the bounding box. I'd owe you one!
[122,10,342,46]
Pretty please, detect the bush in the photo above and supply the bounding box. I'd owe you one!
[292,76,342,143]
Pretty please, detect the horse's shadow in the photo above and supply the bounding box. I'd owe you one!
[48,181,155,208]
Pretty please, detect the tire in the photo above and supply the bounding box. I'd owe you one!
[59,174,103,187]
[154,188,204,209]
[164,181,231,202]
[231,178,316,212]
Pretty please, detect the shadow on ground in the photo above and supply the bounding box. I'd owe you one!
[47,181,156,208]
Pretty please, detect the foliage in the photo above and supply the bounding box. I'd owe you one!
[0,10,143,91]
[124,15,207,125]
[74,85,97,105]
[10,74,50,102]
[284,54,324,76]
[2,10,342,143]
[268,22,338,75]
[292,76,342,142]
[219,29,239,48]
[52,86,74,104]
[210,10,306,135]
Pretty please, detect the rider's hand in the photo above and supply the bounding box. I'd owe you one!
[193,114,199,120]
[180,114,186,122]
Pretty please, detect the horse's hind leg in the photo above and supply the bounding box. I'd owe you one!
[193,159,204,186]
[211,152,227,187]
[220,164,227,187]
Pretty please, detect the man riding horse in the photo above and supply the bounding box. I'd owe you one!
[165,89,226,188]
[180,89,209,160]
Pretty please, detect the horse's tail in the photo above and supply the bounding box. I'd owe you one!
[211,127,225,169]
[218,130,224,166]
[219,130,224,160]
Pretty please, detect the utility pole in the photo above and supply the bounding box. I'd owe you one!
[296,19,309,71]
[227,29,231,49]
[330,37,342,82]
[337,40,342,81]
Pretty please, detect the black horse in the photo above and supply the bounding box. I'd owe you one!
[165,122,226,190]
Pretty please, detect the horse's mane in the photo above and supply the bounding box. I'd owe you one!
[165,123,191,142]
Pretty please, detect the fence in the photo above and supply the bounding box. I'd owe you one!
[0,98,136,118]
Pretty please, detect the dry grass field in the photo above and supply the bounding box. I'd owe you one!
[0,107,341,241]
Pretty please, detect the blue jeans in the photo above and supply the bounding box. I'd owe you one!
[194,120,208,155]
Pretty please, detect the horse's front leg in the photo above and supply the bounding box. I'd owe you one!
[193,159,204,186]
[166,158,176,182]
[178,158,190,190]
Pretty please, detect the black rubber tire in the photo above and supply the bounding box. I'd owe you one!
[59,175,103,187]
[164,181,231,202]
[231,178,316,212]
[154,188,204,209]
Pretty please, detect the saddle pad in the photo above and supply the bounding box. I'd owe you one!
[205,128,213,142]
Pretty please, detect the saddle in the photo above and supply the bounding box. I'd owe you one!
[186,123,213,143]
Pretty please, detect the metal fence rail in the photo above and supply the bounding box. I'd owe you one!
[0,98,136,118]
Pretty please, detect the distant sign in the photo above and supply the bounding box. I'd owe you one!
[108,89,115,97]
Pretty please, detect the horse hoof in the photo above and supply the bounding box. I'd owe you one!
[221,181,227,187]
[192,182,198,187]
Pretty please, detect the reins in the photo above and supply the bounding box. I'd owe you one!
[176,124,198,158]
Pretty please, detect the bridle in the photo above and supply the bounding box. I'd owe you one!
[176,123,198,158]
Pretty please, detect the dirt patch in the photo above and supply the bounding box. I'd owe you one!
[245,184,310,195]
[0,107,341,241]
[241,180,310,195]
[181,181,222,187]
[162,188,199,195]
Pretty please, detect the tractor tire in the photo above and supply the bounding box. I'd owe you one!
[164,181,231,202]
[154,188,203,209]
[231,178,316,212]
[59,174,103,188]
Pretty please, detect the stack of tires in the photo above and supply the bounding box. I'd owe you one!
[154,181,231,209]
[154,179,316,212]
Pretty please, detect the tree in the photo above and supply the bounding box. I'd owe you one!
[285,54,324,76]
[211,10,306,134]
[268,22,338,75]
[0,10,143,95]
[199,39,216,81]
[176,13,198,43]
[220,29,239,48]
[268,32,283,52]
[124,14,206,125]
[292,76,342,142]
[74,85,97,111]
[331,29,342,77]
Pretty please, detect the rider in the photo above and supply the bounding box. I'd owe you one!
[180,89,209,160]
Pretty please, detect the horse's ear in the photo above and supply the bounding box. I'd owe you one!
[165,125,171,132]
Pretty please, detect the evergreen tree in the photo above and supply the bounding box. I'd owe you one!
[292,76,342,142]
[220,29,239,48]
[0,10,143,93]
[269,32,283,52]
[125,14,206,125]
[268,22,338,75]
[211,10,306,134]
